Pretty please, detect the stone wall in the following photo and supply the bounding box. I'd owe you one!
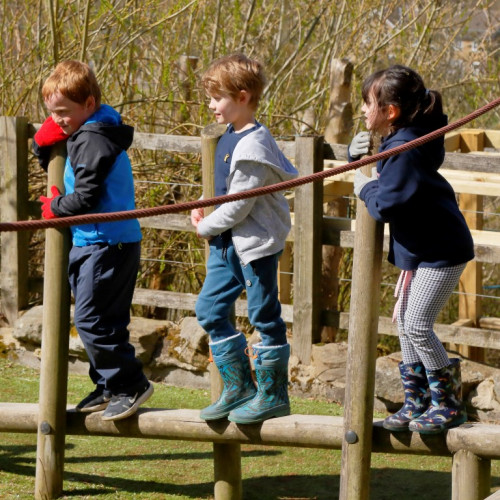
[2,305,499,423]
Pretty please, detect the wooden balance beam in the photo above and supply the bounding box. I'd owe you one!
[1,403,499,459]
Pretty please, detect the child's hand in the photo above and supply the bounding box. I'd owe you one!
[190,207,204,228]
[349,131,371,158]
[353,168,376,197]
[34,117,68,147]
[39,185,61,219]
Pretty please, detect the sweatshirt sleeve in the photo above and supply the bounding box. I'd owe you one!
[360,146,421,222]
[51,132,121,216]
[196,160,267,237]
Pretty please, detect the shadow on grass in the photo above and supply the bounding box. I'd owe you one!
[1,444,500,499]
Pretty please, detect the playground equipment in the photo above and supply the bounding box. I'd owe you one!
[0,106,500,498]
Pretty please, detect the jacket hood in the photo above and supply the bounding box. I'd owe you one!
[77,104,134,151]
[382,113,448,172]
[233,124,298,181]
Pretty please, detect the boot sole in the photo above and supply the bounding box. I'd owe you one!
[200,393,256,421]
[382,423,410,432]
[409,415,468,435]
[228,405,290,425]
[75,402,109,413]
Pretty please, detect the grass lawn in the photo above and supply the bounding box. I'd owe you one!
[0,357,499,499]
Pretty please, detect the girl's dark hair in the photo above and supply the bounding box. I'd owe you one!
[361,64,443,129]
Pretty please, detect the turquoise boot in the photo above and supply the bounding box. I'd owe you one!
[228,343,290,424]
[383,361,430,432]
[200,333,256,421]
[409,358,467,434]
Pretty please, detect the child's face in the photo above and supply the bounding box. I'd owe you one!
[361,89,391,135]
[44,91,96,136]
[208,91,253,131]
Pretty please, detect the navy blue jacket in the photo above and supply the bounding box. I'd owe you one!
[357,114,474,270]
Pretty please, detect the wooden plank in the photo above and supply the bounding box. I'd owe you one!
[442,152,500,173]
[128,132,201,154]
[485,490,500,500]
[140,214,194,232]
[459,129,485,153]
[339,230,500,264]
[132,289,500,350]
[484,130,500,149]
[324,166,500,197]
[480,317,500,331]
[338,313,500,350]
[31,126,203,154]
[131,288,294,323]
[445,131,462,152]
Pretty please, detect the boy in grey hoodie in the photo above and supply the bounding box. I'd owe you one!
[191,54,298,424]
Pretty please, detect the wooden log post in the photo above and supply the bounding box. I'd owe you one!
[201,123,242,500]
[452,449,491,500]
[339,151,384,500]
[35,141,71,499]
[322,58,353,342]
[0,116,30,325]
[292,135,324,363]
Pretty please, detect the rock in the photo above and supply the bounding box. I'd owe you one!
[151,317,209,373]
[467,376,500,423]
[289,342,347,403]
[12,306,44,344]
[374,352,404,412]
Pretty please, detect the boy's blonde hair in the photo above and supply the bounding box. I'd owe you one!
[42,60,101,107]
[201,53,266,110]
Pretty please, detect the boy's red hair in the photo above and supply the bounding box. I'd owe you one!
[42,60,101,107]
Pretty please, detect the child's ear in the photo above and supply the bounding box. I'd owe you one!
[387,104,400,122]
[238,90,251,104]
[85,95,96,111]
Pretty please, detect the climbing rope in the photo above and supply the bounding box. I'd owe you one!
[0,96,499,233]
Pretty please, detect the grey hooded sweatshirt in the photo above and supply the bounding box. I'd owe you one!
[197,124,298,265]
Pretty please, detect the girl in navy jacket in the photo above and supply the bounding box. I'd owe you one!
[349,65,474,434]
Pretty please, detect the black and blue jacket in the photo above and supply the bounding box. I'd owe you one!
[357,114,474,270]
[35,104,142,247]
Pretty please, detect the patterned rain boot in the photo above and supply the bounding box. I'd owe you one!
[228,343,290,424]
[200,333,256,421]
[383,361,430,432]
[409,358,467,434]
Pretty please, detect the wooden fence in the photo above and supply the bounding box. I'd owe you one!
[0,117,500,499]
[1,118,499,363]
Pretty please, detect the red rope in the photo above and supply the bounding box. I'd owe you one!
[1,96,499,233]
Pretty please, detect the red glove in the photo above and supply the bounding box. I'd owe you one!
[39,186,61,220]
[34,117,68,147]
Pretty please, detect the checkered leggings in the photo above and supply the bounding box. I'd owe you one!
[396,263,467,371]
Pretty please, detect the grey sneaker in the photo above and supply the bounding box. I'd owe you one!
[75,388,111,412]
[101,382,154,421]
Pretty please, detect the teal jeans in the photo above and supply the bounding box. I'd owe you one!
[195,235,287,346]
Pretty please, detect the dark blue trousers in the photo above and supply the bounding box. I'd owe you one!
[68,242,146,396]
